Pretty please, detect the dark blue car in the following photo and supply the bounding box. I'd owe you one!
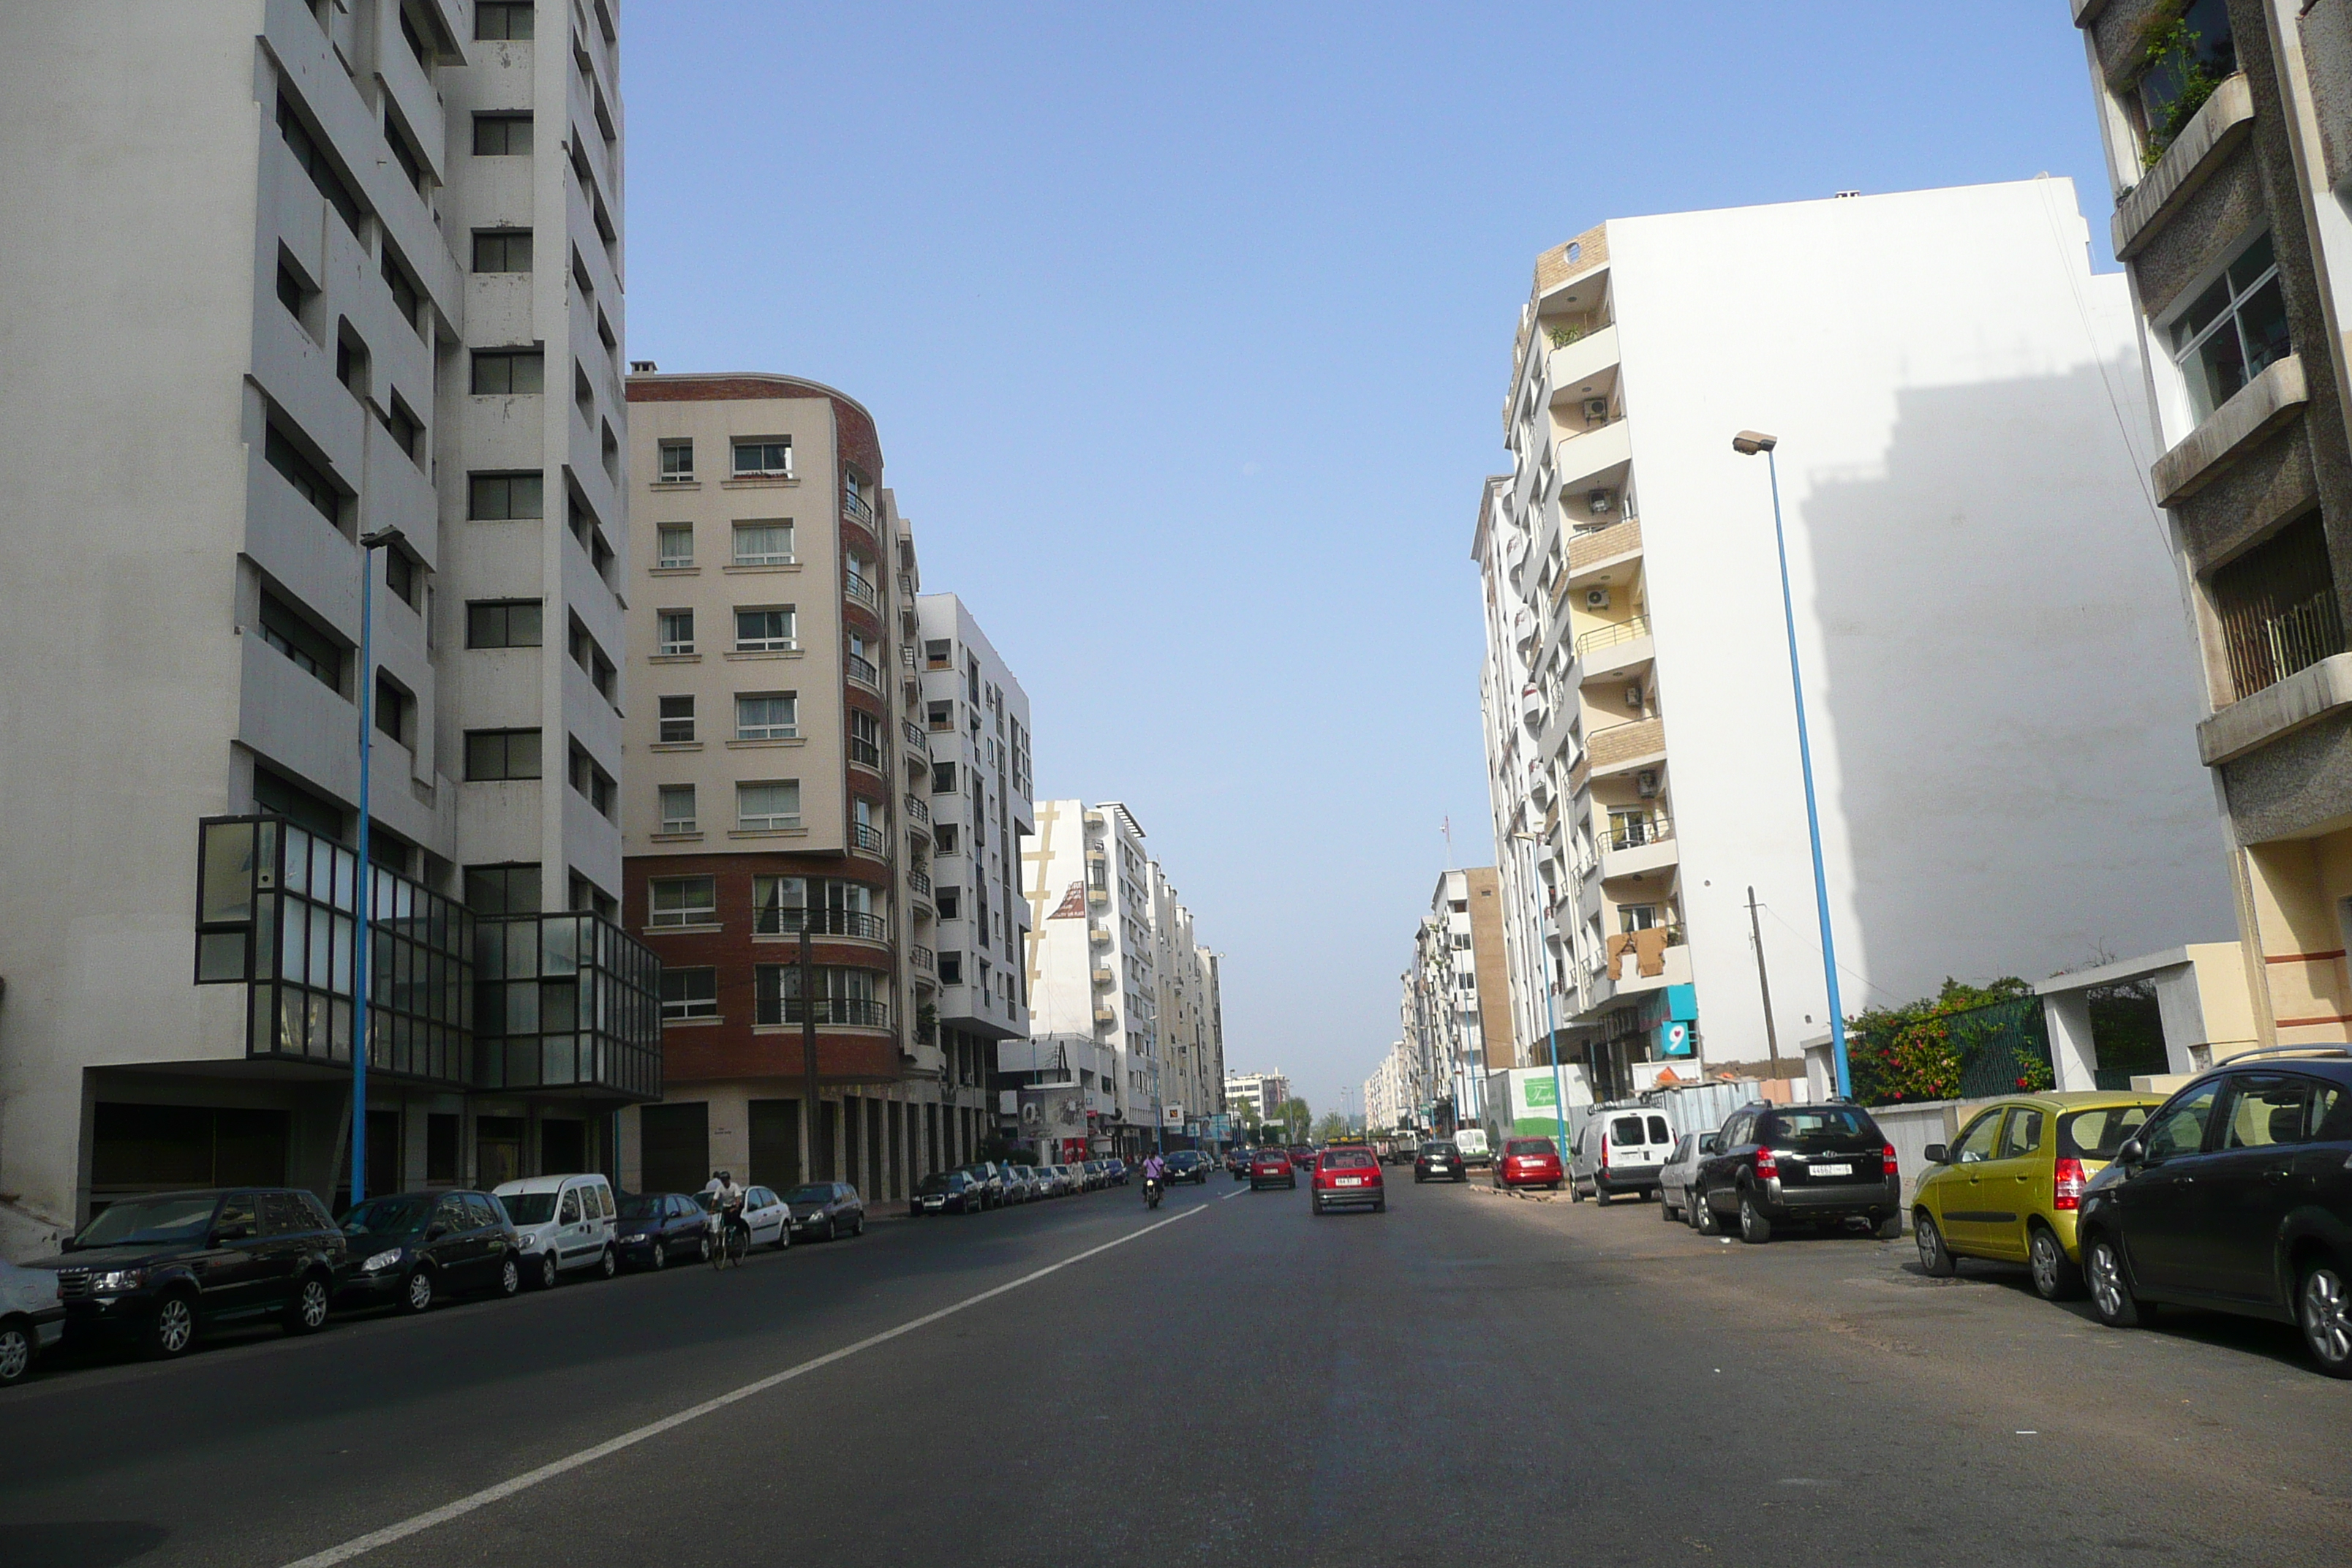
[614,1192,711,1270]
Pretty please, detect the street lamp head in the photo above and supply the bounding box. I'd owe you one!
[1731,430,1778,456]
[360,524,408,550]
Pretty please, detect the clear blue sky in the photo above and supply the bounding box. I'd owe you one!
[624,2,2115,1118]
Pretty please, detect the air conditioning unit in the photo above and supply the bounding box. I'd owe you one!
[1588,489,1613,515]
[1624,685,1643,709]
[1583,397,1609,423]
[1585,587,1610,610]
[1636,769,1659,797]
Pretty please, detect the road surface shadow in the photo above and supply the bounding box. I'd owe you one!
[0,1520,170,1567]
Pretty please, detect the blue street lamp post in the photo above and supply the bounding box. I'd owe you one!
[1731,432,1850,1099]
[1512,833,1571,1169]
[352,524,406,1206]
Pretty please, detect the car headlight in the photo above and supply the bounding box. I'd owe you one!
[91,1269,146,1293]
[361,1248,406,1273]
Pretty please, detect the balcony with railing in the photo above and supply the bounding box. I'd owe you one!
[772,996,892,1029]
[755,905,890,941]
[1599,812,1678,881]
[911,946,935,973]
[908,867,932,897]
[902,720,930,753]
[1602,923,1689,994]
[843,487,877,530]
[904,794,930,826]
[845,652,881,688]
[851,822,886,855]
[1574,614,1651,671]
[844,570,879,611]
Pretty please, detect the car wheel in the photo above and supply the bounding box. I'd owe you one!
[650,1241,667,1272]
[600,1247,618,1280]
[699,1233,713,1262]
[1593,1182,1612,1207]
[1569,1177,1584,1203]
[1374,1198,1387,1213]
[1686,1191,1703,1231]
[851,1214,864,1237]
[402,1267,436,1314]
[774,1224,791,1251]
[1659,1191,1678,1224]
[144,1293,198,1360]
[537,1251,559,1291]
[497,1257,521,1298]
[1311,1198,1325,1216]
[0,1320,34,1385]
[1694,1188,1722,1236]
[2085,1233,2144,1328]
[1414,1174,1424,1184]
[821,1217,837,1242]
[1738,1192,1771,1244]
[284,1273,331,1335]
[1913,1213,1957,1277]
[2028,1225,2082,1301]
[2295,1257,2352,1377]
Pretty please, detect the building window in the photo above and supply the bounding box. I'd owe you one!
[649,875,716,927]
[657,440,694,481]
[733,520,792,565]
[932,761,957,794]
[475,1,535,39]
[657,694,695,742]
[737,780,802,832]
[2171,233,2290,423]
[472,112,534,155]
[2213,513,2345,700]
[933,823,959,855]
[938,951,963,985]
[464,862,540,915]
[265,424,342,526]
[259,590,342,690]
[374,671,411,744]
[385,111,428,195]
[935,886,960,920]
[660,968,717,1022]
[383,548,418,607]
[738,692,799,742]
[926,700,952,730]
[466,599,543,648]
[464,728,542,781]
[733,439,792,478]
[568,742,616,817]
[755,965,885,1027]
[471,348,544,394]
[382,396,424,464]
[472,229,533,273]
[277,257,314,323]
[924,638,952,669]
[656,784,697,835]
[276,94,366,232]
[656,524,693,568]
[380,246,423,336]
[468,471,543,521]
[734,607,795,652]
[657,608,696,655]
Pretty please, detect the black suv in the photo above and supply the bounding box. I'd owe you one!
[29,1188,347,1358]
[1691,1102,1902,1243]
[2076,1046,2352,1377]
[1165,1151,1211,1185]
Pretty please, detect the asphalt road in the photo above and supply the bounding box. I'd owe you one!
[1,1170,2348,1567]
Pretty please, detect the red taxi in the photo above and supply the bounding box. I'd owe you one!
[1311,1149,1387,1215]
[1494,1136,1564,1191]
[1248,1150,1297,1191]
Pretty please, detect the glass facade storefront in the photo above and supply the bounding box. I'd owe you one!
[473,912,662,1098]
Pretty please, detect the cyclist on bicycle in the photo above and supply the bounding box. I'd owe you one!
[707,1169,750,1257]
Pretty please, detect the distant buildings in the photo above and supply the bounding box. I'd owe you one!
[1471,180,2234,1102]
[1361,1049,1411,1134]
[1396,870,1512,1130]
[1222,1071,1290,1126]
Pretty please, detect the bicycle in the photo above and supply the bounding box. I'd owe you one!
[709,1213,747,1270]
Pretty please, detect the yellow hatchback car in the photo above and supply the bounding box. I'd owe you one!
[1911,1092,2163,1301]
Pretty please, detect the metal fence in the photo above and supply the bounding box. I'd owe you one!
[1852,994,2054,1105]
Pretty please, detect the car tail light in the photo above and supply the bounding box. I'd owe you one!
[1599,1142,1609,1170]
[1881,1142,1899,1180]
[2053,1156,2087,1211]
[1754,1147,1779,1179]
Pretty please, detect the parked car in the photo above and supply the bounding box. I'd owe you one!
[337,1189,522,1311]
[1104,1158,1131,1186]
[1250,1150,1297,1191]
[1288,1144,1316,1172]
[1311,1148,1387,1215]
[1227,1147,1254,1177]
[784,1182,865,1240]
[494,1173,619,1288]
[0,1256,65,1384]
[1659,1131,1719,1225]
[1414,1141,1466,1183]
[1083,1161,1111,1190]
[695,1183,791,1250]
[999,1166,1036,1205]
[26,1188,346,1360]
[956,1164,1006,1209]
[1452,1128,1492,1169]
[912,1170,984,1215]
[2072,1047,2352,1376]
[1910,1092,2161,1300]
[1692,1103,1902,1243]
[1030,1166,1066,1199]
[1571,1108,1676,1204]
[1495,1136,1565,1191]
[1166,1151,1212,1185]
[614,1192,715,1271]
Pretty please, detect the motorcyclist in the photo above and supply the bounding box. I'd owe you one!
[1141,1151,1168,1186]
[706,1169,749,1255]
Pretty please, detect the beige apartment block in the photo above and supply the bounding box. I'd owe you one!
[2071,0,2352,1050]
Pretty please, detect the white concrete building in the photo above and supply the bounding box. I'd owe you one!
[1397,870,1512,1131]
[1471,180,2234,1102]
[1361,1047,1411,1135]
[0,1,657,1255]
[1222,1071,1289,1125]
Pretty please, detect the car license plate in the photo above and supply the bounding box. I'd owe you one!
[1812,1163,1852,1177]
[1338,1177,1362,1186]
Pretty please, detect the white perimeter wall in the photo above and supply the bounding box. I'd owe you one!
[1607,178,2231,1060]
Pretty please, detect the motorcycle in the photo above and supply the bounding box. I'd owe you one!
[1144,1175,1164,1210]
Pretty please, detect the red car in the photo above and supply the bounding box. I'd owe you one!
[1494,1136,1564,1191]
[1249,1150,1296,1191]
[1311,1149,1386,1215]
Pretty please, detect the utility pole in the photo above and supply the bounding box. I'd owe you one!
[801,919,819,1181]
[1746,886,1782,1080]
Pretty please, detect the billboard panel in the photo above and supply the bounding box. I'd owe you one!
[1019,1086,1089,1148]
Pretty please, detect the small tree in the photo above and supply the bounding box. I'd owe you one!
[1314,1110,1350,1142]
[1850,977,2033,1104]
[1277,1098,1312,1140]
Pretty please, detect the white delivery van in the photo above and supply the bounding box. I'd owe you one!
[1571,1107,1676,1204]
[494,1173,618,1289]
[1452,1127,1491,1169]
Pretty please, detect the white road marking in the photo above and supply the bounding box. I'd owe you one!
[279,1205,1207,1567]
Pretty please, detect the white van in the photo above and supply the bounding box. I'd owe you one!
[1571,1108,1676,1204]
[494,1173,618,1289]
[1452,1127,1491,1169]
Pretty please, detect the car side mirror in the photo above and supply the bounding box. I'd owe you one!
[425,1223,449,1241]
[1700,1136,1720,1156]
[2117,1137,2146,1168]
[1923,1144,1948,1166]
[212,1223,255,1244]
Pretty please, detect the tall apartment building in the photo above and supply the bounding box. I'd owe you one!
[1024,803,1223,1153]
[618,372,987,1202]
[1397,870,1512,1130]
[1361,1046,1411,1134]
[0,1,658,1256]
[919,595,1035,1084]
[1222,1071,1289,1125]
[2068,0,2352,1048]
[1471,180,2234,1102]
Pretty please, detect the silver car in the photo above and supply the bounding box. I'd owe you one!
[1658,1129,1720,1225]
